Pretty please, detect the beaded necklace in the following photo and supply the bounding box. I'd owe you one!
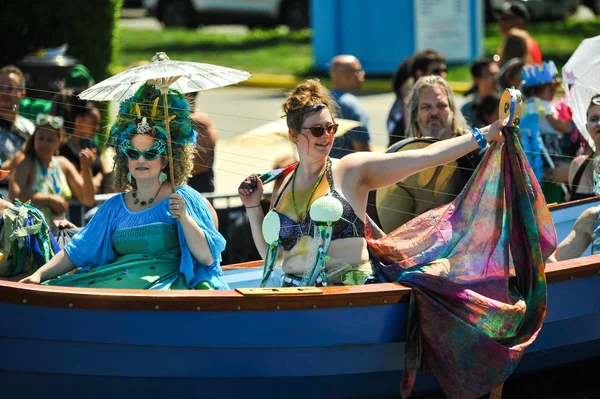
[132,182,164,206]
[291,157,330,221]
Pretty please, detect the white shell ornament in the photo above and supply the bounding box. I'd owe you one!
[262,210,281,245]
[309,196,343,223]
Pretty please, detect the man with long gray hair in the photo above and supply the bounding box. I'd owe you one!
[406,75,471,140]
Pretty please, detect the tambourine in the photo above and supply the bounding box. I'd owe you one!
[499,88,524,127]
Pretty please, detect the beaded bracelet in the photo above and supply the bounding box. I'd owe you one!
[245,204,261,209]
[471,127,488,149]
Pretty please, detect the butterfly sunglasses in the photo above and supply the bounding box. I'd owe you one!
[36,114,64,129]
[301,123,339,138]
[120,139,167,161]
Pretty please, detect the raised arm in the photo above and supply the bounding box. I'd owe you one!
[546,113,573,134]
[9,155,35,201]
[347,120,505,192]
[548,206,598,262]
[60,154,95,207]
[238,175,267,259]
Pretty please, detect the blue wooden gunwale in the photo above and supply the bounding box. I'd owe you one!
[0,199,599,398]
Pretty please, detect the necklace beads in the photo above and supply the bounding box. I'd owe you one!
[291,158,329,221]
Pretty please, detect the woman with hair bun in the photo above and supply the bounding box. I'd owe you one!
[239,79,505,287]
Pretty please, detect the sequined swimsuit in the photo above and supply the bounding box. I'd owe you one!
[272,162,365,251]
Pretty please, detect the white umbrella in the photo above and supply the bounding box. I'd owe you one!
[78,52,251,191]
[562,35,600,151]
[78,52,251,102]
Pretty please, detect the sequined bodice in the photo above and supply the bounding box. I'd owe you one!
[272,161,365,251]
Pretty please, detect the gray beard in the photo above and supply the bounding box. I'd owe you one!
[421,123,451,140]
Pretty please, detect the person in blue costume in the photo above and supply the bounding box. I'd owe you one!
[20,83,228,290]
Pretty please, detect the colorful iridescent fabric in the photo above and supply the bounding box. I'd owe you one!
[0,200,61,277]
[366,130,556,398]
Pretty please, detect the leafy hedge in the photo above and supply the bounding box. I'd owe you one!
[0,0,122,82]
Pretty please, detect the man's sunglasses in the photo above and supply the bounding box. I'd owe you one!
[120,140,167,161]
[430,67,448,76]
[36,114,64,129]
[301,123,339,138]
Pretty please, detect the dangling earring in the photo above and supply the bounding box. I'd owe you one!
[127,172,132,184]
[159,171,167,184]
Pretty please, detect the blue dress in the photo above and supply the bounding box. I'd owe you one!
[44,185,229,290]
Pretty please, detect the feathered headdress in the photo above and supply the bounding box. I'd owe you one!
[109,82,197,147]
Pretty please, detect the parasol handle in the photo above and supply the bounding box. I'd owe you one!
[160,87,180,219]
[160,88,177,194]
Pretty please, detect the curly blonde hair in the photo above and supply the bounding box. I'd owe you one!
[282,79,338,132]
[112,131,196,191]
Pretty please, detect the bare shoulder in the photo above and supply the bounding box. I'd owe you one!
[56,156,77,173]
[336,151,382,171]
[56,155,71,167]
[568,155,589,184]
[13,155,34,171]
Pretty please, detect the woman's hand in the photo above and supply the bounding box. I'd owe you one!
[79,148,97,171]
[48,194,68,215]
[169,193,187,219]
[20,272,42,285]
[53,219,77,230]
[238,174,264,208]
[483,119,507,143]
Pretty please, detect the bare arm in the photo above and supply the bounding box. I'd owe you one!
[549,206,597,262]
[191,112,217,176]
[92,172,104,193]
[20,250,76,284]
[9,155,35,201]
[60,156,95,207]
[545,114,573,134]
[352,140,371,152]
[346,120,504,192]
[170,193,214,265]
[568,155,588,187]
[238,176,267,259]
[179,214,215,265]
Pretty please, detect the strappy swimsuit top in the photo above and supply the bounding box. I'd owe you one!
[569,157,596,201]
[591,208,600,255]
[272,162,365,251]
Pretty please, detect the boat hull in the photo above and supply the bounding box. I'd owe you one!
[1,199,599,398]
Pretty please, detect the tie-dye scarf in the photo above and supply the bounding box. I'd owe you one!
[366,129,556,398]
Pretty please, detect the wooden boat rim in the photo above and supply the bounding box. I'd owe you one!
[1,254,599,312]
[547,195,598,211]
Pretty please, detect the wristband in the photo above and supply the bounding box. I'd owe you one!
[471,127,487,149]
[245,204,261,209]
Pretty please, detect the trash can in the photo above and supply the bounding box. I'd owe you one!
[18,51,78,100]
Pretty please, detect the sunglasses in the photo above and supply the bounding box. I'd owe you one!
[36,114,64,129]
[301,123,339,138]
[120,140,167,161]
[430,67,448,76]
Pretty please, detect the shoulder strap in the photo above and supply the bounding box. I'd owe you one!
[570,157,591,194]
[325,157,335,191]
[272,171,294,208]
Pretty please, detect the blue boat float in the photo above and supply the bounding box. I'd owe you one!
[0,197,599,399]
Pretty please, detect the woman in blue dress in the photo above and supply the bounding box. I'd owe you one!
[20,83,228,290]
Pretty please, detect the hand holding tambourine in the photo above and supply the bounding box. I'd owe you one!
[499,88,524,128]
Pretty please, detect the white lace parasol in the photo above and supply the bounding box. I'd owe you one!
[562,35,600,151]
